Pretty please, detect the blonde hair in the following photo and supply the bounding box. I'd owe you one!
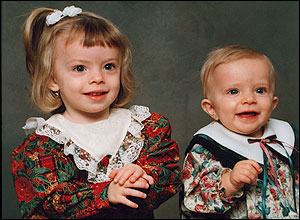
[200,45,276,98]
[23,7,135,113]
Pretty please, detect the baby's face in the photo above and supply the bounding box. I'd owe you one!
[204,58,278,138]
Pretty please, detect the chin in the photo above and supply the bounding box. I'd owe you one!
[233,127,262,138]
[245,130,263,138]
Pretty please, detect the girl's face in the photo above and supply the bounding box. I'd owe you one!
[202,58,278,138]
[49,34,121,123]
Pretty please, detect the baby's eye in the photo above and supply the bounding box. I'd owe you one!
[256,88,265,94]
[228,89,239,95]
[104,63,115,70]
[74,65,85,72]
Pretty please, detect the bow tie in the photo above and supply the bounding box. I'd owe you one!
[247,135,297,218]
[248,135,280,188]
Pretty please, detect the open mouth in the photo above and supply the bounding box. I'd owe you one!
[237,112,259,117]
[84,92,108,96]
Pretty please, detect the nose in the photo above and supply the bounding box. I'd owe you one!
[88,69,104,84]
[241,92,257,105]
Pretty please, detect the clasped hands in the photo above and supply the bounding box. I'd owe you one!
[108,163,154,208]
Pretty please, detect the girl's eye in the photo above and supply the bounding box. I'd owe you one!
[104,63,115,70]
[256,88,265,94]
[228,89,239,95]
[74,65,85,72]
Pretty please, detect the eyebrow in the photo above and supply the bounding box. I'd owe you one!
[66,59,89,65]
[66,58,120,65]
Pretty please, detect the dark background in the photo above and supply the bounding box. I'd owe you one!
[2,1,299,219]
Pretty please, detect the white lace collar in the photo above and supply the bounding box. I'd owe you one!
[46,108,131,161]
[22,105,151,183]
[194,118,295,164]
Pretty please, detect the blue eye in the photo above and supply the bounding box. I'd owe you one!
[104,63,115,70]
[229,89,239,95]
[256,88,265,94]
[74,65,85,72]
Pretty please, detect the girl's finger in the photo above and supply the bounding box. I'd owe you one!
[109,169,117,179]
[142,173,154,185]
[119,195,139,209]
[129,169,145,183]
[123,178,148,189]
[113,168,127,183]
[118,169,136,185]
[129,174,139,183]
[124,187,147,199]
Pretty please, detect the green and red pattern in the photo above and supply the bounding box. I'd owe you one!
[11,112,182,218]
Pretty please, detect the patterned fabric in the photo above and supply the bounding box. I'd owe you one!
[26,105,151,183]
[11,112,182,219]
[180,127,299,219]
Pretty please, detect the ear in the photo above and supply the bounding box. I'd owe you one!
[48,76,60,92]
[201,98,219,120]
[271,96,279,111]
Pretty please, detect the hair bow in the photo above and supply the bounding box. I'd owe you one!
[46,5,82,26]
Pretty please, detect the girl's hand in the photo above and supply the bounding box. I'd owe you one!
[108,177,150,208]
[109,163,154,186]
[221,159,263,197]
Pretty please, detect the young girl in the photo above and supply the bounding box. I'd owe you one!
[11,6,181,219]
[180,45,299,219]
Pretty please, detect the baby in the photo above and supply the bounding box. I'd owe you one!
[180,45,299,219]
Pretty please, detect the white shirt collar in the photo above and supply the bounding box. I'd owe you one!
[46,108,131,161]
[194,118,295,164]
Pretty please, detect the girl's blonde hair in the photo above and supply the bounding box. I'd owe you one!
[200,45,276,98]
[23,7,135,113]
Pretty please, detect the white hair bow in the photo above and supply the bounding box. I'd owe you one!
[46,5,82,26]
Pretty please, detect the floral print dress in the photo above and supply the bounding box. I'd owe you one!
[180,119,299,219]
[11,105,182,219]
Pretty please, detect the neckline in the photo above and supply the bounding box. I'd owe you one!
[194,119,294,164]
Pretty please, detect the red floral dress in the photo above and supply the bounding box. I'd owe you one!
[11,106,182,219]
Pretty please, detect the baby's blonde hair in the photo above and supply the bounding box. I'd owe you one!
[200,45,276,98]
[23,7,135,113]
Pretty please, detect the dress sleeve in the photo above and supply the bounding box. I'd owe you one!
[134,113,182,210]
[11,134,114,219]
[182,143,243,214]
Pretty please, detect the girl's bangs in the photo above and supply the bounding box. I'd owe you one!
[65,20,123,49]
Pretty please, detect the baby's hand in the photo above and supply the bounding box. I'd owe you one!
[108,177,149,208]
[109,163,154,186]
[221,159,263,196]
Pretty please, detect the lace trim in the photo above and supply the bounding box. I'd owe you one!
[23,105,151,183]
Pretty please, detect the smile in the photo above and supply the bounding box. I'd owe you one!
[236,112,259,118]
[86,92,107,96]
[84,91,108,100]
[238,112,257,116]
[84,90,108,95]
